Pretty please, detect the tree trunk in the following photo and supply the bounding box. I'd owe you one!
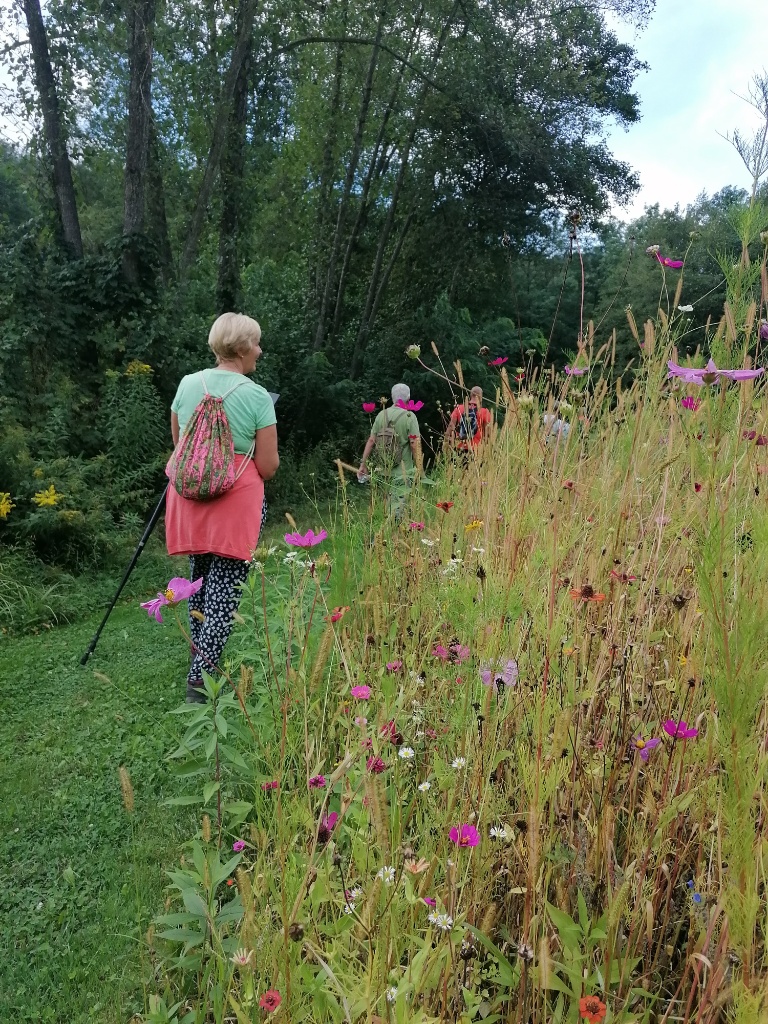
[350,0,460,378]
[146,120,174,282]
[216,12,252,313]
[22,0,83,259]
[123,0,157,285]
[179,0,259,279]
[313,4,387,352]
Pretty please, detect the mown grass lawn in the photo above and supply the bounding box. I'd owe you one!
[0,599,192,1023]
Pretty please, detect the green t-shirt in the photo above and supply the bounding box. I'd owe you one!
[171,369,276,454]
[370,406,420,482]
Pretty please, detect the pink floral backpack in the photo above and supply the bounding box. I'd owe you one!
[166,372,254,500]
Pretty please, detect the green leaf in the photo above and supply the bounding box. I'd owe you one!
[466,926,518,989]
[203,780,220,804]
[162,793,204,806]
[577,889,589,932]
[155,928,205,946]
[181,889,210,918]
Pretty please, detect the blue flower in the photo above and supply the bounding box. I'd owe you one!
[692,893,703,904]
[686,879,695,889]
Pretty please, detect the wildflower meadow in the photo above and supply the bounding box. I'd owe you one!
[135,253,768,1023]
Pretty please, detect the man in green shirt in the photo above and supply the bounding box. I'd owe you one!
[358,383,423,518]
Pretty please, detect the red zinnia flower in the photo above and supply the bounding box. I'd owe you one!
[579,995,606,1022]
[259,989,282,1013]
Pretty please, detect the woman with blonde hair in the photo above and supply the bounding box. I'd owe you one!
[165,312,279,703]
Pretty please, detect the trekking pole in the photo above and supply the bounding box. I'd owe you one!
[80,484,169,665]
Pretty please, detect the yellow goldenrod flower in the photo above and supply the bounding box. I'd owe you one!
[0,493,15,519]
[33,467,44,479]
[33,485,59,507]
[125,360,153,376]
[465,519,484,531]
[678,654,687,667]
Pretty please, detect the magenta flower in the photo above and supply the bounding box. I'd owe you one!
[409,521,425,531]
[449,824,480,848]
[386,660,403,672]
[565,365,587,376]
[450,643,470,664]
[284,528,328,547]
[380,720,402,744]
[351,684,371,699]
[760,321,768,341]
[233,839,246,852]
[680,397,701,411]
[140,576,203,623]
[656,253,684,269]
[318,811,338,844]
[433,644,450,661]
[308,775,326,789]
[396,399,424,412]
[480,659,518,691]
[261,780,279,790]
[423,896,437,907]
[366,756,387,774]
[663,719,698,739]
[362,402,377,413]
[668,358,764,386]
[631,735,661,762]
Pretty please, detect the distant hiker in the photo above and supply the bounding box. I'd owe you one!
[445,386,493,459]
[165,312,279,703]
[543,403,571,445]
[357,383,422,518]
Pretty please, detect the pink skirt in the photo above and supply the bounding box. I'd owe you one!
[165,455,265,562]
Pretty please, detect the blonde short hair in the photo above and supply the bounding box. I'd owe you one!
[470,386,483,402]
[208,312,261,361]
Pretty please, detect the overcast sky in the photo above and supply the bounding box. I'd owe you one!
[606,0,766,219]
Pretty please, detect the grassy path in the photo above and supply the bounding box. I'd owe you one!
[0,601,192,1023]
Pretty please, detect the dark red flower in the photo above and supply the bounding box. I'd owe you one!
[366,756,387,774]
[436,501,454,512]
[259,989,282,1013]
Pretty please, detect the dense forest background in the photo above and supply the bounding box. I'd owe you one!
[0,0,764,573]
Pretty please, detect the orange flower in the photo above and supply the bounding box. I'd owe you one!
[579,995,607,1022]
[569,585,605,603]
[436,501,454,512]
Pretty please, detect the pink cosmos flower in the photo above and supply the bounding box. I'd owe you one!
[480,659,518,691]
[565,365,587,376]
[488,357,508,366]
[760,321,768,341]
[308,775,326,788]
[366,756,387,774]
[261,780,279,790]
[668,358,764,386]
[362,402,377,413]
[449,824,480,847]
[631,735,660,762]
[380,720,402,744]
[284,528,328,547]
[395,399,424,412]
[450,643,470,664]
[656,253,684,269]
[318,811,338,844]
[386,660,403,672]
[409,522,425,531]
[663,719,698,739]
[351,684,371,699]
[680,397,701,411]
[233,840,246,852]
[423,897,437,907]
[140,577,203,623]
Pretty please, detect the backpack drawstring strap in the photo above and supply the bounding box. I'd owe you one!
[201,370,256,479]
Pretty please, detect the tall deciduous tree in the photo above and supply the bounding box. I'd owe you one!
[123,0,158,284]
[21,0,83,258]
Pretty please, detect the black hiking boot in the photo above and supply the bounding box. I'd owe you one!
[186,682,207,705]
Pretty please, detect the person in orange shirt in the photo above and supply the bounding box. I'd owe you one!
[445,386,493,459]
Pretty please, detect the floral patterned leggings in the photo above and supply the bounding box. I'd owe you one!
[185,498,267,690]
[186,554,251,686]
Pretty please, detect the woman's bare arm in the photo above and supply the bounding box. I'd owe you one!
[254,424,279,480]
[171,412,179,446]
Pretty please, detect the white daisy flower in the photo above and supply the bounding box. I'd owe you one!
[343,903,356,915]
[398,746,415,760]
[418,780,431,791]
[377,865,396,885]
[386,987,398,1004]
[451,756,467,769]
[490,825,510,840]
[420,538,435,547]
[428,911,454,932]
